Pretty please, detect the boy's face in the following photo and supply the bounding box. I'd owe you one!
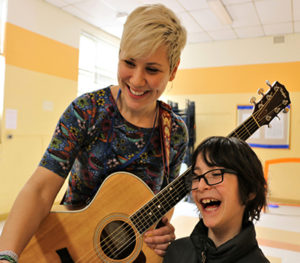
[192,154,246,240]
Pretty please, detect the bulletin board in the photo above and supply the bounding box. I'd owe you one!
[237,105,290,148]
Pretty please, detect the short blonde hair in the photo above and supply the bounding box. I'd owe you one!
[120,4,187,72]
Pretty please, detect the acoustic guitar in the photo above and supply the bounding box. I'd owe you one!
[20,81,290,263]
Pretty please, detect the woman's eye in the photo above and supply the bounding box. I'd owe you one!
[146,67,159,73]
[124,60,135,67]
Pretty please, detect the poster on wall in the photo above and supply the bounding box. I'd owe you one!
[237,105,290,148]
[5,109,18,130]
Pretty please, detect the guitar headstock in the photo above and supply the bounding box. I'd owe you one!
[252,81,290,127]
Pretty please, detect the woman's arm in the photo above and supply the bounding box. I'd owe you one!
[0,166,65,258]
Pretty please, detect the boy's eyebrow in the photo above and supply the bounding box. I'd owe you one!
[193,167,202,173]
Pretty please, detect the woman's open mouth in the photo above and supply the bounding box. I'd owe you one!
[127,85,149,97]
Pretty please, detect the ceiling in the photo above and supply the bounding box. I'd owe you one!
[45,0,300,44]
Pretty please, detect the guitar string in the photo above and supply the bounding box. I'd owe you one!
[77,97,284,262]
[230,89,282,140]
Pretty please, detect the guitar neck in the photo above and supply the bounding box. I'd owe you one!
[227,115,260,141]
[130,167,191,233]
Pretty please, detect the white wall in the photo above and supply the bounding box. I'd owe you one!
[181,33,300,68]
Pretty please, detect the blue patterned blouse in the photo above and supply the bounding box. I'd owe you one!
[39,86,188,205]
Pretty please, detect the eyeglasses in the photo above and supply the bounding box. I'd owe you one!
[191,168,237,190]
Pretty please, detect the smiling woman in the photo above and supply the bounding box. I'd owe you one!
[0,4,189,262]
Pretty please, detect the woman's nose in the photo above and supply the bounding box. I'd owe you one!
[130,68,146,87]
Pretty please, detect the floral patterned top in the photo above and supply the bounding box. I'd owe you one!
[40,86,188,205]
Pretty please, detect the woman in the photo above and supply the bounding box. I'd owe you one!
[164,136,270,263]
[0,4,188,263]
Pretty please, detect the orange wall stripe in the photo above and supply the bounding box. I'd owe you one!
[172,62,300,95]
[264,158,300,181]
[4,22,79,81]
[258,238,300,252]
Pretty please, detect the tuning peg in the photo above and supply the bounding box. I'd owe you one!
[250,97,256,105]
[257,88,264,96]
[283,107,289,113]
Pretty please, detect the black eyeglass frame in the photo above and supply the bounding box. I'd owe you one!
[190,168,238,190]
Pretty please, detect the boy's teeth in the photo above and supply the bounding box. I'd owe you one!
[202,198,218,204]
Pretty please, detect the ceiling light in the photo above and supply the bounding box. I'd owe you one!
[207,0,233,25]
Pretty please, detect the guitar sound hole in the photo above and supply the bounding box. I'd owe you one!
[100,220,136,260]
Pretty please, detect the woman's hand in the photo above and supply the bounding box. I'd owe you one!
[143,216,175,256]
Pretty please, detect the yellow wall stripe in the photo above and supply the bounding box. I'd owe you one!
[172,62,300,95]
[4,22,79,81]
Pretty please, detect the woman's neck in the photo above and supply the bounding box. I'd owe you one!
[111,85,158,128]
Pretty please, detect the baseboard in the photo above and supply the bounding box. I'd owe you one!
[268,198,300,206]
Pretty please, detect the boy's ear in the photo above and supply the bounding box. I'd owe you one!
[248,193,256,201]
[169,59,180,81]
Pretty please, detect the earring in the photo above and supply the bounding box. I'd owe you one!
[167,81,173,92]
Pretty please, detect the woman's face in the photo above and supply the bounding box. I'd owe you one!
[117,45,178,113]
[192,154,246,237]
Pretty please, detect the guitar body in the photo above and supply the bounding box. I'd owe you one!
[20,172,164,263]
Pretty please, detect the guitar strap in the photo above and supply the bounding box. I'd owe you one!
[159,101,172,188]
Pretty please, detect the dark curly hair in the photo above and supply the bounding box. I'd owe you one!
[191,136,267,222]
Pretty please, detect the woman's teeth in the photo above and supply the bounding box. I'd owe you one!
[130,88,145,96]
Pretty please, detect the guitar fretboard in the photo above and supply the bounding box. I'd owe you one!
[228,115,260,141]
[130,167,191,233]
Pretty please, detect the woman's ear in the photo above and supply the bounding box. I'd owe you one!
[169,59,180,81]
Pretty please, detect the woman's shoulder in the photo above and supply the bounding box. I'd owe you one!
[76,86,113,103]
[70,86,115,115]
